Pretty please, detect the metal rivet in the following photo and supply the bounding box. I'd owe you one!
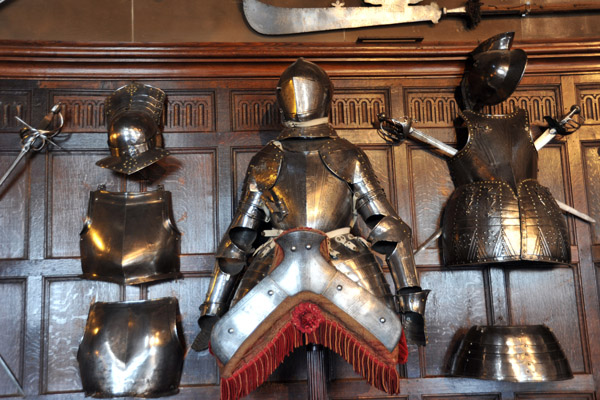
[336,285,343,291]
[379,317,386,323]
[291,246,297,251]
[228,328,234,334]
[305,244,312,250]
[268,290,274,296]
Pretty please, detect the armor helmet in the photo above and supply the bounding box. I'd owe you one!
[96,82,169,175]
[461,32,527,110]
[277,58,333,123]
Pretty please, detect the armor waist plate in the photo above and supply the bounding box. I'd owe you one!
[443,109,569,265]
[77,298,184,398]
[80,188,181,284]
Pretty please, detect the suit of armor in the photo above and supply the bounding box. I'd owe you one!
[194,59,429,398]
[442,108,569,266]
[442,32,569,267]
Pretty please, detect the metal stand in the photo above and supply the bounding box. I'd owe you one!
[307,344,328,400]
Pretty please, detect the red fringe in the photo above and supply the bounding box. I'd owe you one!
[220,308,407,400]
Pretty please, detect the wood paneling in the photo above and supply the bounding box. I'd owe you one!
[0,152,28,259]
[42,278,121,393]
[47,152,123,258]
[0,41,598,400]
[0,279,26,396]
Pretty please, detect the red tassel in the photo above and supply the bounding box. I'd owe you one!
[219,302,407,400]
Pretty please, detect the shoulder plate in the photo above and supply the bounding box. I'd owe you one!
[319,136,375,184]
[246,141,284,192]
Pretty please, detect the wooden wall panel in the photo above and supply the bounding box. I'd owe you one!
[0,152,28,259]
[0,279,26,396]
[423,395,500,400]
[331,91,387,129]
[52,92,108,133]
[164,92,215,132]
[408,147,453,249]
[42,278,121,393]
[144,151,218,256]
[0,90,30,132]
[147,275,219,386]
[47,152,123,258]
[421,270,488,377]
[231,91,279,132]
[507,268,585,373]
[578,85,600,124]
[514,393,595,400]
[582,142,600,244]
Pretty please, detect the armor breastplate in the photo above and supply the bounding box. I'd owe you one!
[80,188,181,284]
[77,298,184,398]
[442,109,569,266]
[266,139,353,232]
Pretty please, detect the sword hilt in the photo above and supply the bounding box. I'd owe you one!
[543,105,582,137]
[377,112,411,143]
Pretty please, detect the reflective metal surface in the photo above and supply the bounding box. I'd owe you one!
[461,32,527,110]
[277,58,332,123]
[210,229,402,363]
[77,298,185,398]
[80,187,181,285]
[97,82,169,175]
[443,109,570,266]
[450,325,573,382]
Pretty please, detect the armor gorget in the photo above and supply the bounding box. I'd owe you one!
[442,108,569,266]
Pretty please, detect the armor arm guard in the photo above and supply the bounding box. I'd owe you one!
[351,156,431,345]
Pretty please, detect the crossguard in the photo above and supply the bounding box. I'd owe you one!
[377,113,412,143]
[543,105,582,137]
[16,103,64,152]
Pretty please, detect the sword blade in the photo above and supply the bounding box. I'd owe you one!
[556,200,595,223]
[243,0,442,35]
[0,148,29,189]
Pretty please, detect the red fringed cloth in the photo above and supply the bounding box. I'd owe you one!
[214,298,408,400]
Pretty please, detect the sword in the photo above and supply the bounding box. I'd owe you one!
[243,0,600,35]
[377,113,595,224]
[0,103,64,190]
[534,105,581,151]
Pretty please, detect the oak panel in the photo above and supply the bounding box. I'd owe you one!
[423,395,500,400]
[514,393,594,399]
[146,275,219,386]
[0,152,28,259]
[507,268,585,373]
[43,278,121,393]
[408,146,454,249]
[0,90,30,132]
[578,85,600,124]
[145,151,217,256]
[0,279,25,396]
[582,143,600,243]
[421,269,488,377]
[47,152,122,258]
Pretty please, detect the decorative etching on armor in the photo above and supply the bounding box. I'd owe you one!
[578,86,600,124]
[405,87,558,127]
[0,91,29,132]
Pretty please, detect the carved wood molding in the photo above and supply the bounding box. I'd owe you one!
[0,40,598,79]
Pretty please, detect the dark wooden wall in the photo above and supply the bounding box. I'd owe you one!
[0,40,599,400]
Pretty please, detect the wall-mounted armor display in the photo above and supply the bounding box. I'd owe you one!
[194,58,429,400]
[80,185,181,285]
[77,297,185,398]
[442,32,570,267]
[450,325,573,382]
[96,82,169,175]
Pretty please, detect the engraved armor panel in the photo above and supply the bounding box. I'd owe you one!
[442,109,569,266]
[80,188,181,284]
[77,298,184,398]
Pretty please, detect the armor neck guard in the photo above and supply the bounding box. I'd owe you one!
[277,123,336,140]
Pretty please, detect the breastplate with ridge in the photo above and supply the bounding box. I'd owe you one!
[265,139,354,232]
[80,187,181,284]
[442,108,569,266]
